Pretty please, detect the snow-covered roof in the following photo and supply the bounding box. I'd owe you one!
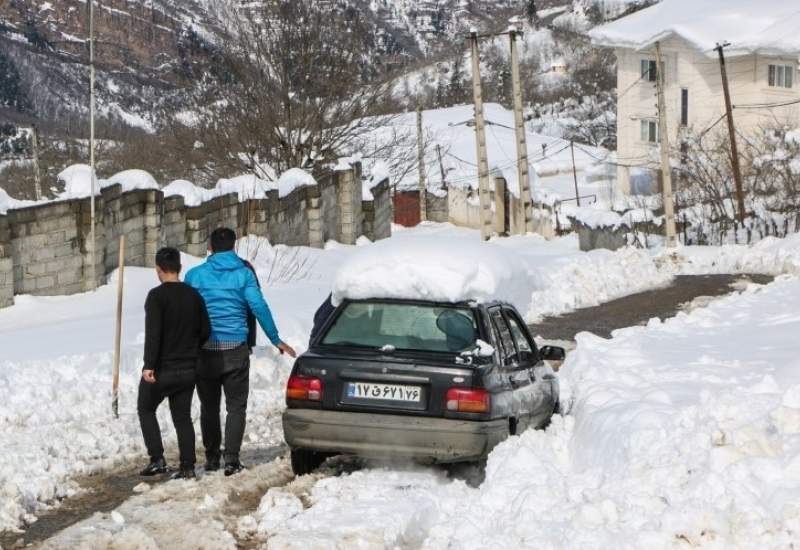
[590,0,800,57]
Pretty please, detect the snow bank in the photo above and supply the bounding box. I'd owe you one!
[663,233,800,277]
[331,236,533,308]
[105,169,159,192]
[522,246,673,322]
[277,168,317,198]
[57,164,101,199]
[253,275,800,548]
[162,179,218,207]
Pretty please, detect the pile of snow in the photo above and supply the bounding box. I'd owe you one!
[105,169,159,193]
[277,168,317,198]
[665,232,800,277]
[57,164,101,199]
[332,235,532,308]
[215,174,275,202]
[162,180,218,207]
[250,274,800,548]
[519,245,673,321]
[590,0,800,56]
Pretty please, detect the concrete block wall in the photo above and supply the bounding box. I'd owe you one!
[425,191,450,223]
[267,187,312,247]
[183,193,244,257]
[7,198,93,296]
[162,196,188,251]
[0,164,392,308]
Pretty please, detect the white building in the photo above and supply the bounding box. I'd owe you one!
[590,0,800,194]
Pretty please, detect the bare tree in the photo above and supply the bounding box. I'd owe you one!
[165,0,400,180]
[675,123,800,244]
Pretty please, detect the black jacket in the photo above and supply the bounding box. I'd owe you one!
[143,282,211,372]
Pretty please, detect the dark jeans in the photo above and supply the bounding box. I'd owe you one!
[137,368,196,467]
[196,345,250,464]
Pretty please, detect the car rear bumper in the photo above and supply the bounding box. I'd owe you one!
[282,409,508,463]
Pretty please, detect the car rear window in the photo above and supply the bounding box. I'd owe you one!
[321,301,478,353]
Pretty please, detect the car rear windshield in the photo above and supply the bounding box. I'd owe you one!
[321,301,478,353]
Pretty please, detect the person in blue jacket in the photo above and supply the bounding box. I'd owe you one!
[185,227,296,476]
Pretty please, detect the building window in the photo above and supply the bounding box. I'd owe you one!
[680,88,689,126]
[641,59,658,82]
[768,64,793,88]
[640,119,659,143]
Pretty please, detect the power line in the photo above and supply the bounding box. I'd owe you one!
[733,98,800,110]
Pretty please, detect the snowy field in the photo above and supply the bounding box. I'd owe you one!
[2,224,800,548]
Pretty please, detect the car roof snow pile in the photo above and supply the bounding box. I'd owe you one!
[332,235,532,310]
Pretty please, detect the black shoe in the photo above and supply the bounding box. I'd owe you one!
[204,452,221,472]
[139,457,168,476]
[171,467,196,480]
[224,462,244,477]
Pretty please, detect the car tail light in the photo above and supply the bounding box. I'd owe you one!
[446,387,489,413]
[286,375,322,401]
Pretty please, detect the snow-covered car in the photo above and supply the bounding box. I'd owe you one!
[282,298,564,475]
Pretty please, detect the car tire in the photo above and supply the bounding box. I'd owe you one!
[290,449,326,476]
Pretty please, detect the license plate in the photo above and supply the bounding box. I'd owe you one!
[346,382,421,402]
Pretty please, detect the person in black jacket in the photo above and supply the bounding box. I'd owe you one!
[138,247,211,480]
[309,293,336,346]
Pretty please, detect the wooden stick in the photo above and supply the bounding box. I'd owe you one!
[112,235,126,419]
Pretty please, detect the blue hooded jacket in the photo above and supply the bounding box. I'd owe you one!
[185,251,282,346]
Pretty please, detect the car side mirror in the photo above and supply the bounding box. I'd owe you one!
[539,345,566,362]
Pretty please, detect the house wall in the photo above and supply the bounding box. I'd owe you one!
[0,165,388,308]
[616,37,800,194]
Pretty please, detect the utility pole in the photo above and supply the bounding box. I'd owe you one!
[88,0,98,289]
[654,42,677,248]
[469,30,493,241]
[716,42,746,224]
[509,28,534,234]
[436,144,447,187]
[416,104,427,223]
[569,141,581,207]
[30,125,42,201]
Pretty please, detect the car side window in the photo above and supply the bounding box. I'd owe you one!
[503,309,537,365]
[490,308,517,366]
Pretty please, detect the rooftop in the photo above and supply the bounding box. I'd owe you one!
[590,0,800,57]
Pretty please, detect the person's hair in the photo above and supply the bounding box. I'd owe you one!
[210,227,237,253]
[155,247,182,274]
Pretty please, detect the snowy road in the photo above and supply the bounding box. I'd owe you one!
[2,226,800,548]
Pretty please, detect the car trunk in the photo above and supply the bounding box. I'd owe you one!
[296,351,477,418]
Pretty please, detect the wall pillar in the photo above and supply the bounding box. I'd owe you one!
[0,215,13,308]
[142,190,162,267]
[337,167,359,245]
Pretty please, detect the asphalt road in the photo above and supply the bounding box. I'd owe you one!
[528,274,773,341]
